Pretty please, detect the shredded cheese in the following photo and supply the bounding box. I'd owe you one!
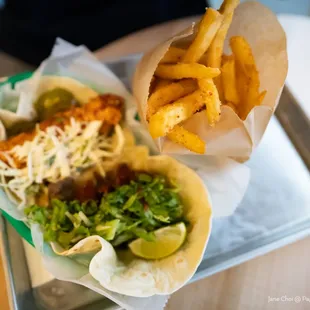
[0,119,125,208]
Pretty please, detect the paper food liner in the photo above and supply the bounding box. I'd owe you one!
[0,39,250,309]
[133,1,288,161]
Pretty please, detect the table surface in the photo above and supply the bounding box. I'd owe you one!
[0,16,310,310]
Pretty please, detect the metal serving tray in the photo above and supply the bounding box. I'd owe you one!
[1,55,310,310]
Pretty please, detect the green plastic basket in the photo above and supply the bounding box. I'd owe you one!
[0,71,34,246]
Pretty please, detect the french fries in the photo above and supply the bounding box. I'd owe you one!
[160,47,209,65]
[206,1,239,66]
[230,36,256,73]
[153,79,171,92]
[198,79,221,126]
[155,63,220,80]
[167,125,205,154]
[238,66,260,119]
[147,79,197,120]
[145,0,266,153]
[230,36,263,119]
[220,0,240,15]
[221,54,234,63]
[235,61,249,103]
[206,11,234,68]
[221,57,239,104]
[160,47,186,64]
[182,8,223,63]
[149,90,205,138]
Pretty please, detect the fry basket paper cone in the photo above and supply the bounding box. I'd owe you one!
[133,1,288,161]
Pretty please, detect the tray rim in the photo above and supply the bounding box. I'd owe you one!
[0,216,15,310]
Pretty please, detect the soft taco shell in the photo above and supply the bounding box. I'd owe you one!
[51,154,212,297]
[35,76,98,104]
[0,76,98,129]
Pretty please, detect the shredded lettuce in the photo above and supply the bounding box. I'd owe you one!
[25,172,184,249]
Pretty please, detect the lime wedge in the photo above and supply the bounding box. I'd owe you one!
[129,222,187,260]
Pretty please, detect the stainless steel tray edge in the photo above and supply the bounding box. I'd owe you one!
[0,216,15,310]
[0,215,36,310]
[192,218,310,283]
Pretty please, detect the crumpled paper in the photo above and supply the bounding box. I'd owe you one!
[0,39,250,309]
[133,1,288,161]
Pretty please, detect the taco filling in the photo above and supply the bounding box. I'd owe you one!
[0,93,125,209]
[25,163,185,252]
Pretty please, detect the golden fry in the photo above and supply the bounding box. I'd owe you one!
[198,79,221,126]
[230,36,256,74]
[221,57,240,104]
[205,12,233,68]
[160,47,186,64]
[155,63,220,80]
[235,62,249,103]
[219,0,240,15]
[153,79,171,92]
[215,54,234,102]
[147,79,197,120]
[222,54,234,62]
[167,125,205,154]
[238,65,260,120]
[199,54,208,65]
[205,0,239,68]
[231,36,267,119]
[148,90,205,138]
[182,8,223,63]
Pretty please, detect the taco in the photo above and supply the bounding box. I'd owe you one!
[27,154,212,297]
[0,76,125,209]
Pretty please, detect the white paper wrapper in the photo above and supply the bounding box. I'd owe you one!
[133,1,288,161]
[0,39,250,309]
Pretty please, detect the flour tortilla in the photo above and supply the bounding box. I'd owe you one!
[0,76,98,129]
[34,76,98,104]
[50,154,212,297]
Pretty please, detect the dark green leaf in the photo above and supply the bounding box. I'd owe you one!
[82,200,98,216]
